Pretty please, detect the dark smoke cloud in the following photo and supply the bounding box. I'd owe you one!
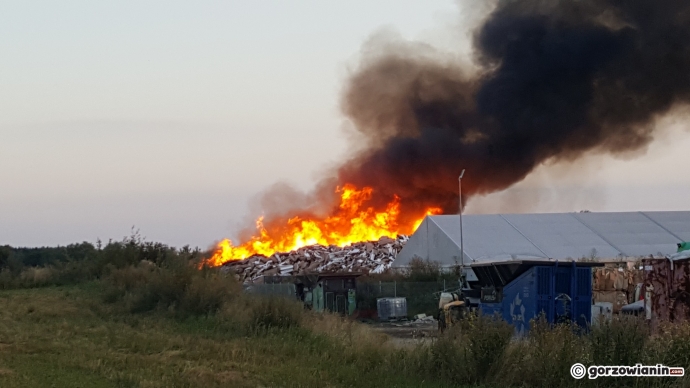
[338,0,690,218]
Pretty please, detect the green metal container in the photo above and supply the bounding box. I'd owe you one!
[313,283,325,313]
[347,289,356,316]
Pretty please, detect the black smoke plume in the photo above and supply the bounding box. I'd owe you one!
[338,0,690,219]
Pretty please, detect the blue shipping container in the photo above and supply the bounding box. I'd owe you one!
[479,263,592,336]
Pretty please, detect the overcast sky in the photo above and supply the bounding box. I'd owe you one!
[1,1,689,249]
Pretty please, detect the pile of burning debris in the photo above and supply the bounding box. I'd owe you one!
[220,235,408,282]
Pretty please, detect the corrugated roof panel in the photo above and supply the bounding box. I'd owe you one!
[431,215,547,263]
[396,211,690,266]
[642,211,690,242]
[501,213,621,260]
[573,212,678,257]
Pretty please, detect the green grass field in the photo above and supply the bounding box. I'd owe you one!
[3,282,690,388]
[0,241,462,388]
[0,283,451,388]
[2,240,690,388]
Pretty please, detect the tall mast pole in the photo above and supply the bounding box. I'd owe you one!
[459,169,465,286]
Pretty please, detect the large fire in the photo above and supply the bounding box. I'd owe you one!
[205,184,441,267]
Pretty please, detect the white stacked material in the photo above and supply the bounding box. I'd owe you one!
[221,235,408,282]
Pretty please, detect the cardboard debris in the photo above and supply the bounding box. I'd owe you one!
[593,290,629,314]
[221,235,409,282]
[593,266,637,292]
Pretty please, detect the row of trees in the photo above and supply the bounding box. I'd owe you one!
[0,232,206,289]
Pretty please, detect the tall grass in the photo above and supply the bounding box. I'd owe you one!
[244,296,303,332]
[499,318,589,387]
[417,314,513,385]
[4,237,690,387]
[590,314,649,366]
[458,315,690,388]
[102,259,240,317]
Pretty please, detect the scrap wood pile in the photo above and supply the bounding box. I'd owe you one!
[220,235,409,282]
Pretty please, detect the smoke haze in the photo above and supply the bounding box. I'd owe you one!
[246,0,690,236]
[337,0,690,218]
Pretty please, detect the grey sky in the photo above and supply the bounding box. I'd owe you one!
[1,1,689,249]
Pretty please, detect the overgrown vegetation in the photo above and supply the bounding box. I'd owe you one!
[0,231,202,290]
[2,237,690,387]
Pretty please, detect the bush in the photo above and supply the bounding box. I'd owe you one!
[246,296,303,332]
[0,234,206,290]
[103,260,240,316]
[426,331,474,383]
[648,321,690,370]
[0,269,16,289]
[0,260,102,289]
[499,317,589,387]
[422,313,513,385]
[19,267,55,286]
[51,260,100,285]
[590,315,649,366]
[462,314,513,381]
[179,273,240,316]
[405,257,443,282]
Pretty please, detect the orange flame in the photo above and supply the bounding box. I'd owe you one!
[206,184,441,266]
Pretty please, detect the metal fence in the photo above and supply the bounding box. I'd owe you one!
[243,283,296,298]
[356,280,461,318]
[242,280,460,319]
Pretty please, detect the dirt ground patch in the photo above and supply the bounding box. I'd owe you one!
[370,320,438,348]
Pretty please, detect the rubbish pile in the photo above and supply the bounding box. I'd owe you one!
[221,235,409,282]
[592,265,644,313]
[391,313,437,325]
[412,313,436,323]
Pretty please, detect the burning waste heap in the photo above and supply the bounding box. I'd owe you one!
[220,235,408,283]
[208,0,690,273]
[208,184,429,282]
